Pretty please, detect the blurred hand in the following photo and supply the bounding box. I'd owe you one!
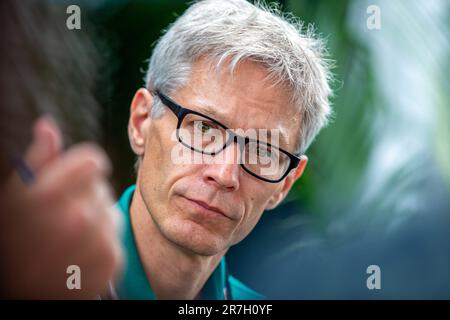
[0,116,123,299]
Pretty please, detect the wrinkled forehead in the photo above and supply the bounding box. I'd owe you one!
[175,57,302,151]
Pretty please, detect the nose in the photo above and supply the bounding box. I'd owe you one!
[202,141,240,191]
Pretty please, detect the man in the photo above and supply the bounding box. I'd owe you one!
[114,0,332,299]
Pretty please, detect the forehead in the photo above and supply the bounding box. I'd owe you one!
[172,57,301,150]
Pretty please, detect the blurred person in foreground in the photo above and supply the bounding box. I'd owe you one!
[0,0,123,298]
[112,0,333,299]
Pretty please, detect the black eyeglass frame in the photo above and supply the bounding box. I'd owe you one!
[153,90,303,183]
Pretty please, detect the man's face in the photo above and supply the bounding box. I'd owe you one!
[128,58,307,256]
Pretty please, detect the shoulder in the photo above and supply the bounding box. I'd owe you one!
[228,275,265,300]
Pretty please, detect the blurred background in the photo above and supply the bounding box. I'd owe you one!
[2,0,449,299]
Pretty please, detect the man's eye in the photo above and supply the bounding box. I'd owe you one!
[257,146,271,158]
[195,121,213,133]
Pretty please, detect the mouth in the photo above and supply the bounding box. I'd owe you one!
[181,196,231,220]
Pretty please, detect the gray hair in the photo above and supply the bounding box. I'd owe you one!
[145,0,333,154]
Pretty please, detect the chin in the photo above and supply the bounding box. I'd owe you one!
[161,218,230,256]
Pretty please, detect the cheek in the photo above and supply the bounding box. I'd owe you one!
[230,190,273,245]
[142,121,182,176]
[138,124,200,211]
[138,126,173,202]
[230,208,264,245]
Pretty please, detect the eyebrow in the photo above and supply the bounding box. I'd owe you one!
[192,103,224,121]
[264,129,290,149]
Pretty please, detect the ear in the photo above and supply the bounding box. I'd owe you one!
[128,88,153,156]
[264,155,308,210]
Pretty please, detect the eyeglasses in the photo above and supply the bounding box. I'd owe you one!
[153,90,302,183]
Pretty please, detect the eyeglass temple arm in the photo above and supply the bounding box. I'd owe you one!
[152,89,183,117]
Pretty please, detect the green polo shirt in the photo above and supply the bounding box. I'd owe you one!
[115,185,264,300]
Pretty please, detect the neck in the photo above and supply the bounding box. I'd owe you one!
[129,183,226,299]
